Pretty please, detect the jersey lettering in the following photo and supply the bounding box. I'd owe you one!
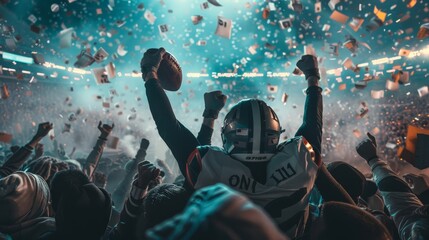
[245,156,269,161]
[228,174,257,193]
[269,162,297,184]
[194,138,318,238]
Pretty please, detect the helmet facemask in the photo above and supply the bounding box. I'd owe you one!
[221,99,281,162]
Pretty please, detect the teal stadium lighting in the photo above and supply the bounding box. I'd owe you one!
[1,51,34,64]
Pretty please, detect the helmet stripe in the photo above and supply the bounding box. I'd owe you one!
[250,100,261,154]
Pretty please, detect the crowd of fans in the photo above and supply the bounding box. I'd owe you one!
[321,93,429,174]
[0,51,428,240]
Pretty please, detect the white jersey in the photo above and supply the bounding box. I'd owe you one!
[186,136,319,238]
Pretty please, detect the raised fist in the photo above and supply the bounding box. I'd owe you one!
[35,122,53,138]
[134,161,163,190]
[135,138,150,162]
[296,55,320,79]
[140,138,150,151]
[356,132,378,162]
[97,121,114,139]
[203,91,227,119]
[140,48,166,79]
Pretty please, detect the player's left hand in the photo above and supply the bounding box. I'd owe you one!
[203,91,227,119]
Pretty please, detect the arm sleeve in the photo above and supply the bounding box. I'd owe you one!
[315,164,356,205]
[111,138,149,209]
[145,79,200,175]
[196,124,214,146]
[295,84,323,156]
[368,158,424,240]
[83,137,107,180]
[111,160,139,211]
[32,146,43,161]
[108,197,143,240]
[0,145,33,178]
[369,159,412,193]
[296,85,347,205]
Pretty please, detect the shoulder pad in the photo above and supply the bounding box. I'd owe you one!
[278,137,318,164]
[298,137,317,164]
[277,137,301,150]
[196,145,224,157]
[186,146,224,188]
[196,145,210,156]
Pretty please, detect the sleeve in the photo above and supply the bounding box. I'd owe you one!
[111,167,136,211]
[368,158,424,240]
[145,79,200,175]
[295,85,323,156]
[111,149,148,211]
[83,137,107,180]
[293,88,353,204]
[0,145,33,178]
[108,196,144,240]
[368,159,412,193]
[184,146,210,188]
[196,124,214,146]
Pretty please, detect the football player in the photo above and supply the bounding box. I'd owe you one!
[141,48,348,238]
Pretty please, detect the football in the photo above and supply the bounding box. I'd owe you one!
[146,49,182,91]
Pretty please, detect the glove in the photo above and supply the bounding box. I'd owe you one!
[130,161,164,200]
[134,161,163,189]
[356,132,378,162]
[296,55,320,80]
[140,48,166,80]
[203,91,227,119]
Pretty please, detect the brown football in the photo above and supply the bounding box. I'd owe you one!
[157,51,182,91]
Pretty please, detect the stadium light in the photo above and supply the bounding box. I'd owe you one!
[1,51,34,64]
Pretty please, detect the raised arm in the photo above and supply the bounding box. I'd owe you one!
[403,173,429,205]
[109,161,162,240]
[356,133,424,239]
[294,55,323,156]
[0,122,52,178]
[112,138,149,210]
[83,121,114,181]
[293,56,354,204]
[142,48,199,174]
[197,91,227,145]
[32,143,44,161]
